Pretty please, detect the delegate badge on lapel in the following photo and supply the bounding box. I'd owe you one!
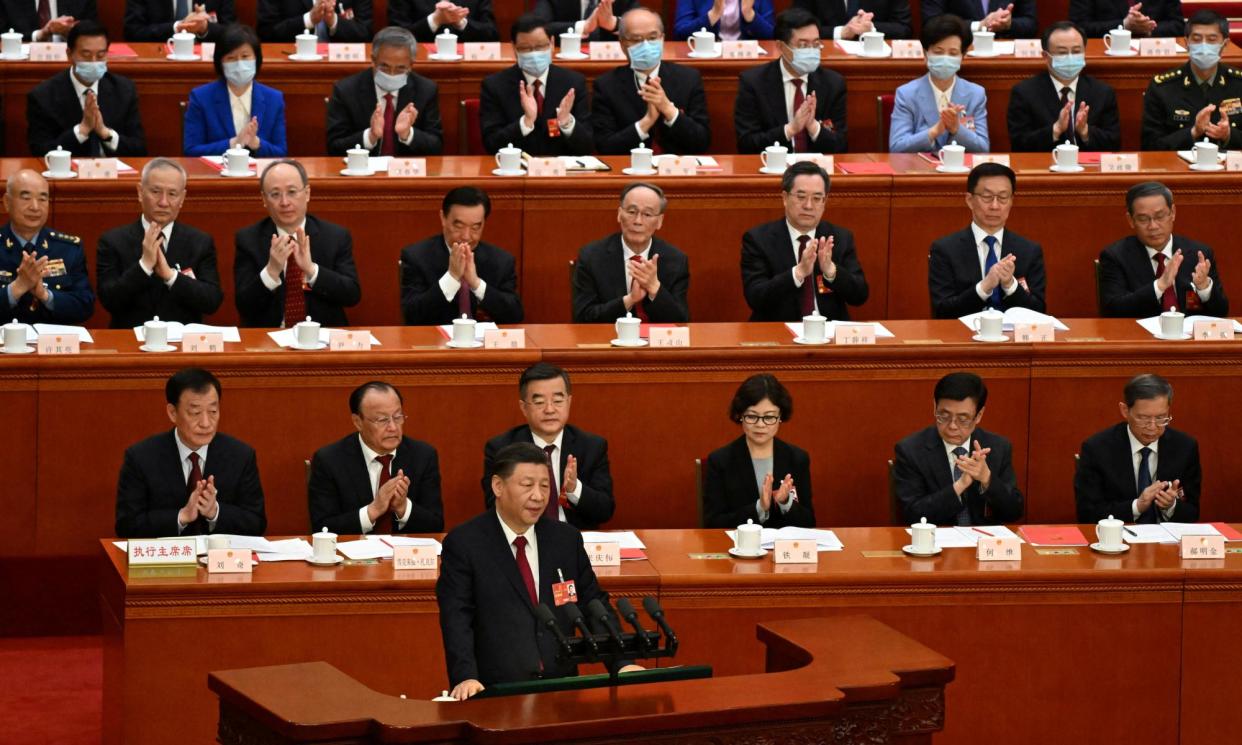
[551,569,577,606]
[546,118,562,138]
[816,274,833,295]
[1184,288,1203,312]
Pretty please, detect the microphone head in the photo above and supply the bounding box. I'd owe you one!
[616,597,637,619]
[562,601,585,622]
[586,598,609,621]
[642,596,664,618]
[533,603,557,625]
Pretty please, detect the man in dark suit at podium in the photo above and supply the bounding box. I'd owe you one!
[124,0,235,42]
[1075,374,1201,523]
[793,0,912,40]
[115,367,266,538]
[439,442,635,699]
[482,363,615,530]
[0,0,96,41]
[308,381,443,535]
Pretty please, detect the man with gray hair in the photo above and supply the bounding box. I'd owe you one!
[97,158,224,328]
[1075,373,1202,523]
[325,25,443,155]
[1098,181,1228,318]
[0,168,94,324]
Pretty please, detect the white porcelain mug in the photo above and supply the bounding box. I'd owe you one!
[346,144,370,173]
[630,146,653,172]
[1096,515,1124,548]
[167,31,195,57]
[312,530,337,562]
[802,313,827,342]
[1053,142,1079,169]
[295,317,320,347]
[1160,309,1185,338]
[436,29,458,57]
[615,313,640,342]
[224,146,250,175]
[761,142,788,172]
[972,309,1005,338]
[1194,139,1219,167]
[862,30,886,56]
[295,32,317,57]
[687,28,716,56]
[144,317,168,347]
[735,519,761,554]
[559,31,582,56]
[972,30,994,55]
[495,143,522,172]
[3,322,26,351]
[938,142,965,170]
[1104,27,1131,53]
[911,518,936,553]
[452,315,476,344]
[44,146,71,176]
[1,28,21,57]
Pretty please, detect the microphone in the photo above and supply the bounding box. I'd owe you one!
[534,603,573,657]
[562,602,600,656]
[615,597,650,651]
[587,598,626,650]
[642,596,677,647]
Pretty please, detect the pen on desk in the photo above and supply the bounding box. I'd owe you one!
[972,527,994,537]
[1124,527,1138,537]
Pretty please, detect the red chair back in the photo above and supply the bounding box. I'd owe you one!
[459,98,485,155]
[877,94,896,152]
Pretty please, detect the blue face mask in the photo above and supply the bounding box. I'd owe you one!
[627,39,663,71]
[926,55,960,81]
[373,69,408,92]
[1189,42,1223,70]
[1049,52,1085,81]
[74,60,107,85]
[222,59,256,87]
[517,49,552,77]
[788,46,821,76]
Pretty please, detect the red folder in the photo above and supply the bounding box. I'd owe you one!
[1210,522,1242,541]
[837,161,896,175]
[1018,525,1089,546]
[107,43,139,58]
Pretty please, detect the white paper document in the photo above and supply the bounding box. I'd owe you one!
[834,39,892,56]
[336,539,394,560]
[1160,523,1221,540]
[133,322,242,343]
[437,321,497,341]
[12,324,95,343]
[1137,315,1242,337]
[255,538,314,561]
[267,328,381,347]
[369,535,444,555]
[215,534,280,553]
[785,321,896,338]
[1121,524,1178,544]
[580,531,647,549]
[559,155,609,171]
[726,526,844,551]
[903,526,976,548]
[958,308,1069,332]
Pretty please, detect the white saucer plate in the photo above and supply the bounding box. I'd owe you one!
[610,338,648,348]
[902,544,942,557]
[290,341,329,350]
[42,170,77,179]
[621,167,657,176]
[687,50,722,59]
[492,168,525,176]
[220,170,255,178]
[1050,164,1084,173]
[288,53,323,61]
[972,334,1010,343]
[166,53,200,61]
[1089,542,1130,555]
[935,165,971,173]
[792,336,830,345]
[429,53,462,61]
[728,547,768,559]
[339,168,375,177]
[139,344,177,353]
[1154,332,1192,341]
[1189,163,1224,172]
[0,345,34,354]
[446,339,484,349]
[307,555,344,566]
[758,166,787,175]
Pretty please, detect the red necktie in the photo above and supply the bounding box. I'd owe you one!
[456,279,472,318]
[1153,253,1178,312]
[282,248,306,327]
[798,235,815,315]
[512,535,538,604]
[542,444,561,521]
[381,93,397,156]
[791,79,810,153]
[37,0,50,28]
[532,79,545,117]
[186,451,202,497]
[628,254,649,322]
[374,453,394,534]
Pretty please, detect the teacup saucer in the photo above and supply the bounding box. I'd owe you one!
[858,47,893,58]
[290,341,328,350]
[1189,162,1224,172]
[492,168,525,177]
[758,166,787,175]
[139,343,177,353]
[0,52,29,61]
[165,53,200,61]
[1154,332,1191,341]
[339,168,375,177]
[555,52,588,60]
[902,544,942,557]
[972,334,1009,343]
[220,169,255,178]
[1104,49,1137,57]
[687,50,722,59]
[621,167,657,176]
[307,555,344,566]
[41,170,76,180]
[1,345,34,354]
[792,336,830,345]
[288,53,323,61]
[935,165,970,174]
[610,338,648,347]
[446,339,484,349]
[728,547,767,559]
[428,52,462,61]
[1050,164,1084,173]
[1089,542,1130,555]
[966,49,1001,58]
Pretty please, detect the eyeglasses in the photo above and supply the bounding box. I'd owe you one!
[971,192,1012,205]
[1132,211,1172,227]
[264,186,308,202]
[621,206,661,221]
[741,413,781,425]
[524,395,569,408]
[1132,415,1173,427]
[935,412,977,427]
[363,413,406,427]
[787,192,826,206]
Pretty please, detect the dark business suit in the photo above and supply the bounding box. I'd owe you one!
[399,236,523,325]
[734,59,847,153]
[258,0,373,42]
[26,69,147,157]
[920,0,1037,37]
[1075,422,1201,523]
[325,69,442,156]
[741,218,869,321]
[533,0,636,39]
[893,425,1023,525]
[704,436,816,529]
[793,0,912,38]
[1070,0,1184,37]
[591,62,711,154]
[0,0,96,39]
[388,0,497,41]
[1099,235,1228,318]
[437,511,613,687]
[928,227,1046,318]
[233,214,362,327]
[115,430,266,538]
[308,434,443,534]
[124,0,235,41]
[481,425,615,530]
[479,64,593,156]
[1007,73,1120,152]
[96,220,224,328]
[573,233,690,323]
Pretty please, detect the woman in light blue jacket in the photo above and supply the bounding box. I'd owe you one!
[889,14,989,152]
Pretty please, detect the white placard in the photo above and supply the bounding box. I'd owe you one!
[586,541,621,567]
[37,333,79,354]
[773,539,817,564]
[483,329,525,348]
[388,158,426,177]
[182,331,224,353]
[328,43,366,62]
[78,158,118,179]
[891,40,923,58]
[463,42,501,60]
[588,41,624,60]
[649,326,690,347]
[1100,153,1140,173]
[127,538,198,566]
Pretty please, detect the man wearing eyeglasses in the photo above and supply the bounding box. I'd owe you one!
[928,162,1046,319]
[480,363,615,530]
[893,372,1023,526]
[1075,374,1200,523]
[734,8,846,154]
[1098,181,1228,318]
[234,159,362,327]
[741,160,868,321]
[308,381,443,534]
[572,182,689,323]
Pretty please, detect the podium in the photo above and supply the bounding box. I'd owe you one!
[209,615,954,744]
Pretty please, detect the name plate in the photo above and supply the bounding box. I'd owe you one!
[328,43,366,62]
[463,42,501,60]
[128,538,198,566]
[587,541,621,566]
[721,40,760,58]
[1139,37,1178,56]
[329,329,369,351]
[834,324,876,345]
[891,40,923,58]
[483,328,526,348]
[649,326,690,347]
[1013,39,1041,57]
[183,332,224,353]
[198,42,215,60]
[1227,152,1242,171]
[1181,534,1225,559]
[388,157,426,177]
[1013,322,1054,342]
[970,154,1010,166]
[29,42,65,61]
[206,548,253,574]
[773,539,817,564]
[657,156,696,176]
[527,157,567,177]
[1193,320,1235,340]
[976,537,1021,561]
[393,545,438,570]
[37,333,79,354]
[78,158,118,179]
[1100,153,1140,173]
[588,41,624,60]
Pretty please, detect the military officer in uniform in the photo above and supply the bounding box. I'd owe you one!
[1141,10,1242,151]
[0,169,94,325]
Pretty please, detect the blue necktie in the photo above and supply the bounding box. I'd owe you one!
[951,446,971,526]
[1137,447,1158,523]
[983,235,1002,308]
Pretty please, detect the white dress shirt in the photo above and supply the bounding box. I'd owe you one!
[497,510,540,601]
[517,68,576,137]
[228,84,253,146]
[931,76,957,112]
[361,79,418,151]
[786,221,822,314]
[137,216,179,288]
[1126,427,1177,520]
[970,223,1019,300]
[531,428,584,523]
[780,60,822,141]
[621,237,652,298]
[1050,73,1079,105]
[438,239,489,303]
[426,10,468,34]
[69,71,121,152]
[355,434,413,533]
[633,65,679,140]
[174,429,220,532]
[303,6,340,34]
[1146,237,1212,304]
[259,219,320,292]
[30,0,59,41]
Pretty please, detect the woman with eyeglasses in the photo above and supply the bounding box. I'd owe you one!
[889,13,989,153]
[703,374,816,528]
[183,24,288,157]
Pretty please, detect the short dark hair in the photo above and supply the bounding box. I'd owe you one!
[166,368,221,406]
[933,372,987,411]
[68,19,109,51]
[967,162,1016,194]
[1126,181,1174,214]
[781,160,830,194]
[774,8,820,44]
[1186,9,1229,39]
[729,374,794,423]
[1124,374,1173,407]
[442,186,491,218]
[213,24,262,79]
[492,442,550,480]
[260,158,308,190]
[510,12,550,42]
[519,362,571,399]
[921,14,970,52]
[1041,21,1086,51]
[620,181,667,213]
[349,381,403,415]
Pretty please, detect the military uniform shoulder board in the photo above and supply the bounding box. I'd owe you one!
[48,230,81,244]
[1153,68,1182,84]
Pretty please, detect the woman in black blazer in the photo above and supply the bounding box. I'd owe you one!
[703,374,816,528]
